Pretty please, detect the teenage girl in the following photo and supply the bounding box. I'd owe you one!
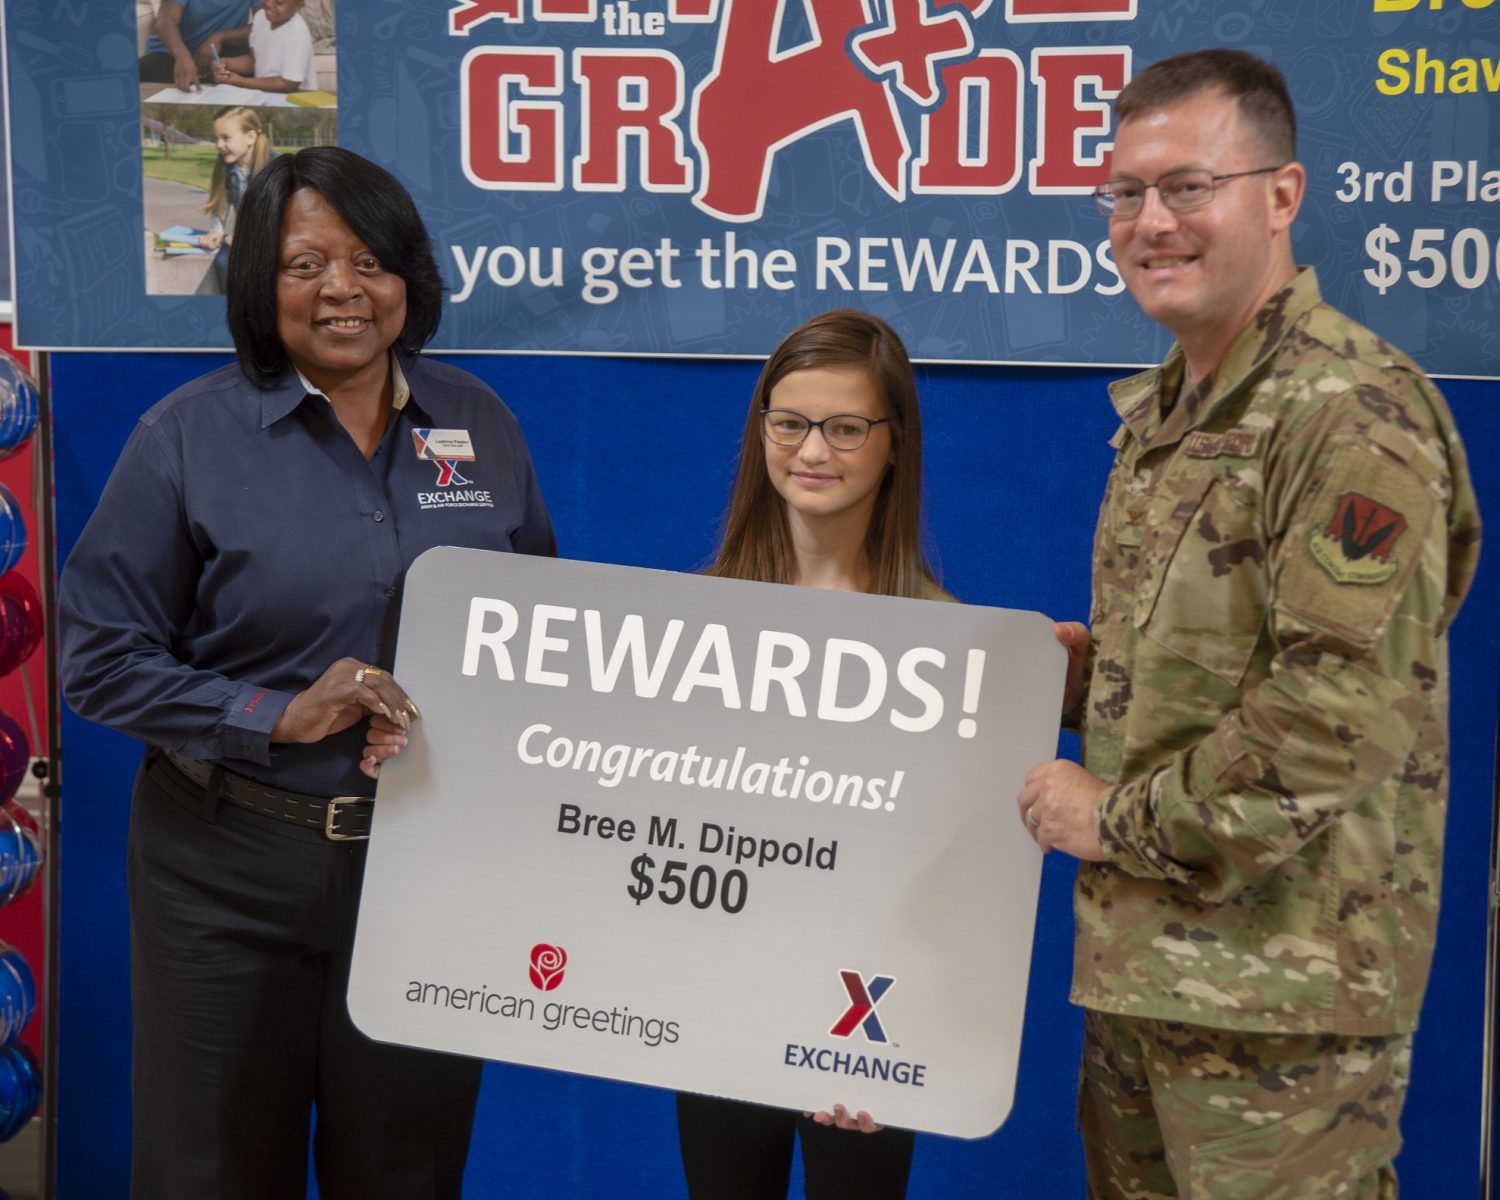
[199,105,270,292]
[675,308,945,1199]
[357,308,941,1197]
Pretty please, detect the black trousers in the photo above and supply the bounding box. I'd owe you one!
[676,1093,915,1200]
[128,752,483,1200]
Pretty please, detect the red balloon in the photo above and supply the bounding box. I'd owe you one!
[0,712,26,808]
[0,577,41,677]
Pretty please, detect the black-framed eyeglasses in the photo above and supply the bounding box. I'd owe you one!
[1093,166,1284,219]
[761,409,891,451]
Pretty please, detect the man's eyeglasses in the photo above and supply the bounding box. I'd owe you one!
[1093,166,1284,219]
[762,409,890,451]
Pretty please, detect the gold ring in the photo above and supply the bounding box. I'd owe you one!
[355,666,384,685]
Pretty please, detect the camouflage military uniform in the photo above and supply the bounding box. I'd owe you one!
[1072,269,1480,1199]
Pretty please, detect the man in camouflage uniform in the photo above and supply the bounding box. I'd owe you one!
[1017,48,1480,1199]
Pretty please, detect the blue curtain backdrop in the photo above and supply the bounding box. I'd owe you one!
[51,351,1500,1197]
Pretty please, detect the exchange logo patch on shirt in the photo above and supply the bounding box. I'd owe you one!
[413,428,494,510]
[1310,491,1407,584]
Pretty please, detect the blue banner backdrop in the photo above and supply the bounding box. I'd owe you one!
[6,2,1500,370]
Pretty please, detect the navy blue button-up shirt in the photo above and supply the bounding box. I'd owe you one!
[60,351,556,797]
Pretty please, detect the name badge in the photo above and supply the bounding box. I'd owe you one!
[413,429,476,461]
[1183,429,1261,460]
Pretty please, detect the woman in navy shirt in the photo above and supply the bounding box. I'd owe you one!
[59,146,555,1199]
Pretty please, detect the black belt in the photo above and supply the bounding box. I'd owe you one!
[161,751,374,841]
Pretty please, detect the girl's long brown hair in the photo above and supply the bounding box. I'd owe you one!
[201,107,272,218]
[709,309,936,598]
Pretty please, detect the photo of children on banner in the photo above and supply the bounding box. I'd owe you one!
[138,0,254,91]
[211,0,320,94]
[199,106,272,289]
[136,0,336,104]
[143,103,332,295]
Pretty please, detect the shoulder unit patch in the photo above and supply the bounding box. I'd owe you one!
[1310,491,1407,584]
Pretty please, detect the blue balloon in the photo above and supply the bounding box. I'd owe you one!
[0,1041,39,1142]
[0,488,24,578]
[0,356,39,464]
[0,946,34,1049]
[0,803,41,907]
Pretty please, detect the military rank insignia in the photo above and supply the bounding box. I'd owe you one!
[1310,491,1407,584]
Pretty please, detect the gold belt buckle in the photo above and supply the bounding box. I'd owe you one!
[324,796,371,842]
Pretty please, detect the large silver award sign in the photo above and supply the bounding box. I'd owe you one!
[349,548,1063,1138]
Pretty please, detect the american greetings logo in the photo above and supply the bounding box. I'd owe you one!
[406,944,682,1047]
[529,943,567,991]
[830,969,896,1042]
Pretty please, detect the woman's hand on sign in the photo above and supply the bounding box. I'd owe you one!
[360,713,410,780]
[272,657,416,747]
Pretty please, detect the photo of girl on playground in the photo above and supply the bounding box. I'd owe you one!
[140,103,335,296]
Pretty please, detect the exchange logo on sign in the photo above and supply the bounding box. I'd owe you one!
[830,971,897,1043]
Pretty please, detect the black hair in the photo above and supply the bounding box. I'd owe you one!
[225,146,445,387]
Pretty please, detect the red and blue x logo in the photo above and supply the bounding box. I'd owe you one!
[829,969,895,1042]
[412,429,473,487]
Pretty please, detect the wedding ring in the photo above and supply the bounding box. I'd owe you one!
[355,666,384,685]
[1028,808,1041,828]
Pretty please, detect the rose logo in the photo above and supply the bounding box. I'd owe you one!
[529,943,567,991]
